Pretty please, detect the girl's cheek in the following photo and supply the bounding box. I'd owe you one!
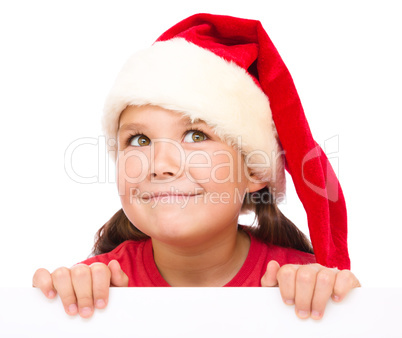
[186,166,212,184]
[184,151,212,183]
[209,153,236,184]
[116,149,149,195]
[185,151,238,185]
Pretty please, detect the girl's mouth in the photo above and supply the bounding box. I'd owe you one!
[141,192,200,200]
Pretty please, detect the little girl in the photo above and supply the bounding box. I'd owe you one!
[33,13,360,320]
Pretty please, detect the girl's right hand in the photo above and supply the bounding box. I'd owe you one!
[32,260,129,318]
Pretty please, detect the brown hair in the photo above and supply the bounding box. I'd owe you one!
[91,187,313,256]
[242,187,314,254]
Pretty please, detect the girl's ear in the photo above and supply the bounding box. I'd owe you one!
[246,173,268,193]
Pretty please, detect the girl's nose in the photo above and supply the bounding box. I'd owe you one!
[150,139,184,180]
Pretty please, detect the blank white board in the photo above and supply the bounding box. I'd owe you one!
[0,287,401,337]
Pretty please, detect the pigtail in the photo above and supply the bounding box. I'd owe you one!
[243,187,314,254]
[91,209,149,256]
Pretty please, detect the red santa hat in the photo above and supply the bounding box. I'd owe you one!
[102,13,350,270]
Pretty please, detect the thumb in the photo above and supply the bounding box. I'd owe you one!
[261,260,280,287]
[108,260,129,287]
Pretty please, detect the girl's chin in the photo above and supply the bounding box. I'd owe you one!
[136,217,212,245]
[150,228,208,247]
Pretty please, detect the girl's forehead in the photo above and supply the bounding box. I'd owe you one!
[118,105,208,129]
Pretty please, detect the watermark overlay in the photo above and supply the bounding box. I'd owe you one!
[64,136,116,184]
[64,134,341,202]
[128,187,286,209]
[301,135,340,202]
[64,136,280,186]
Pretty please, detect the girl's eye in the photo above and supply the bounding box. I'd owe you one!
[183,130,208,143]
[130,134,151,147]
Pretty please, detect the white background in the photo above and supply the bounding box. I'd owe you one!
[0,0,401,287]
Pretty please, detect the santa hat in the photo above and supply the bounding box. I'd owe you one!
[102,13,350,270]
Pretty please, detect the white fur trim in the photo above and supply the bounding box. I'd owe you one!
[103,38,285,194]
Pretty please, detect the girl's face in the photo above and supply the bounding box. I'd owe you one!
[117,105,265,247]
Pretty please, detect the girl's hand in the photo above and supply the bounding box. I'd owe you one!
[261,261,360,320]
[32,260,128,318]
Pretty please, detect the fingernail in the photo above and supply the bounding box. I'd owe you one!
[68,304,78,315]
[333,295,340,301]
[298,310,310,319]
[48,290,56,298]
[285,299,295,305]
[95,299,106,309]
[311,311,322,319]
[80,307,92,318]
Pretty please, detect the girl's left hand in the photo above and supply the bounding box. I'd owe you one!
[261,261,361,320]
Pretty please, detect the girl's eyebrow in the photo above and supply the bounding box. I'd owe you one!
[184,118,207,127]
[120,119,207,132]
[118,122,147,133]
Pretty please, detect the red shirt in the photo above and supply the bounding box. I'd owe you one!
[80,234,315,287]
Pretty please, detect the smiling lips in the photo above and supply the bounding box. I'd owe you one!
[140,191,201,200]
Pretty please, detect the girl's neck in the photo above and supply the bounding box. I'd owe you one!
[151,228,250,287]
